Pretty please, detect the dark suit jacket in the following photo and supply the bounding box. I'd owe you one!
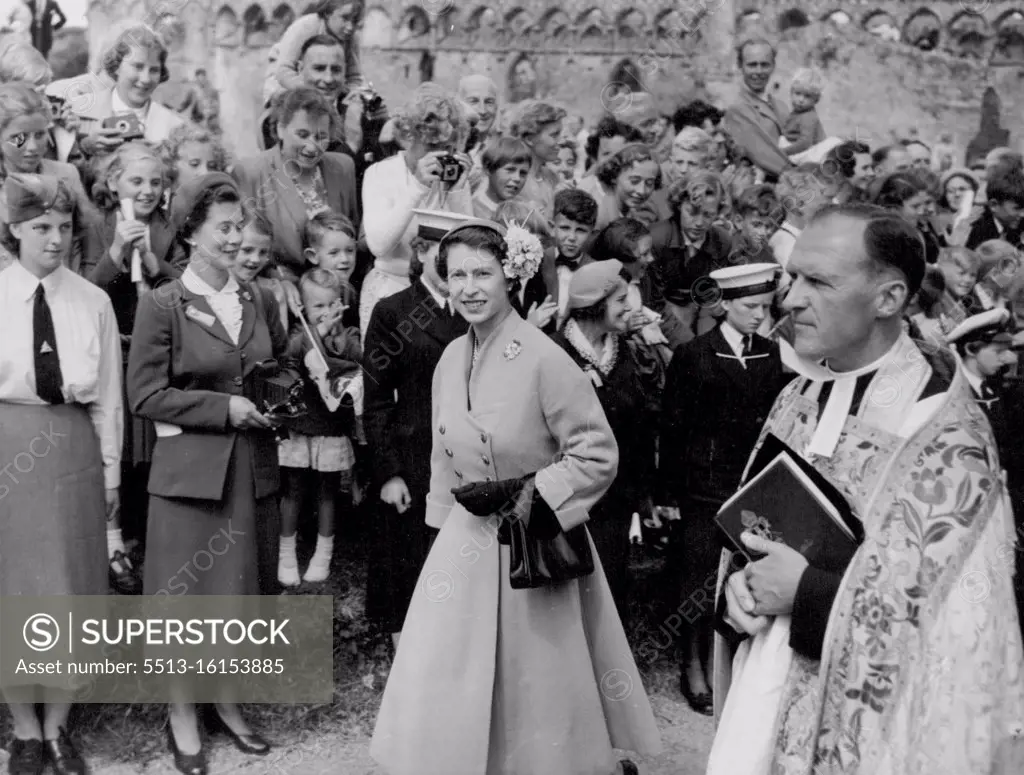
[660,325,788,504]
[28,0,65,57]
[231,146,359,279]
[126,279,288,502]
[966,207,1023,250]
[362,280,468,499]
[650,220,733,349]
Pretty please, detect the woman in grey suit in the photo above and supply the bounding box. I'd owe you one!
[370,220,662,775]
[127,173,286,774]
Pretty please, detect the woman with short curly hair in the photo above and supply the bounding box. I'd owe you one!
[508,99,567,218]
[359,82,475,339]
[582,142,664,231]
[65,24,184,160]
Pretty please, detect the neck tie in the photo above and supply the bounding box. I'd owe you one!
[981,382,997,401]
[34,284,64,404]
[741,335,752,358]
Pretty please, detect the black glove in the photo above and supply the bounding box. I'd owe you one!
[525,492,562,539]
[451,477,525,517]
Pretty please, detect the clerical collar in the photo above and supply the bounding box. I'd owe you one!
[805,335,905,459]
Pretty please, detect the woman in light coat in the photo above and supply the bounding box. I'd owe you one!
[370,220,662,775]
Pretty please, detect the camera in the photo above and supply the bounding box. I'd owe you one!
[249,359,308,438]
[102,112,145,140]
[437,154,462,183]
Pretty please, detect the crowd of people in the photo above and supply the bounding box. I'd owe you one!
[2,6,1024,775]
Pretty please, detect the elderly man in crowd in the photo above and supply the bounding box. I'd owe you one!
[722,38,791,179]
[457,73,499,186]
[708,203,1024,775]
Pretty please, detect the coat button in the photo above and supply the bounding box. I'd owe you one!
[240,352,247,361]
[481,455,490,465]
[439,424,446,435]
[232,377,243,387]
[455,470,463,479]
[480,432,487,443]
[445,448,453,457]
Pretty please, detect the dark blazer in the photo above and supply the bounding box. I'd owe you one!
[231,146,359,279]
[126,278,288,502]
[362,280,468,498]
[650,220,733,349]
[27,0,65,57]
[966,207,1023,250]
[660,324,788,504]
[88,209,187,342]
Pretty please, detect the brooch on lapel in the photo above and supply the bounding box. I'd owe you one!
[240,289,252,302]
[185,305,217,328]
[503,340,522,361]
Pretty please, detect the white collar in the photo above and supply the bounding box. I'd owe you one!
[182,266,239,296]
[564,319,618,377]
[6,260,64,301]
[111,89,150,120]
[420,275,447,310]
[963,367,984,396]
[719,319,748,357]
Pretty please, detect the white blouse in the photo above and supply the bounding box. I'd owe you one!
[181,267,242,344]
[0,262,123,489]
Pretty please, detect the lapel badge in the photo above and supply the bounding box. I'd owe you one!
[185,304,217,328]
[241,289,252,302]
[503,339,522,361]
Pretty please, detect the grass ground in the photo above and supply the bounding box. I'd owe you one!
[0,495,709,772]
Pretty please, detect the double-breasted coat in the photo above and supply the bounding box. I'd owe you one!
[370,311,662,775]
[660,324,789,616]
[362,280,468,631]
[126,278,288,595]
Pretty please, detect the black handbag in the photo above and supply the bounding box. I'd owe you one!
[508,499,595,590]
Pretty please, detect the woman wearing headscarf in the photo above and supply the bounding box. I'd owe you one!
[371,218,661,775]
[0,173,122,775]
[550,259,660,624]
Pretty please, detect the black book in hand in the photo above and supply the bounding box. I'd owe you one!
[715,451,859,574]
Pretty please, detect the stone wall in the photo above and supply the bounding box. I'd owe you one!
[82,0,1022,160]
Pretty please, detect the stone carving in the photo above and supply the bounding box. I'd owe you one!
[214,5,241,48]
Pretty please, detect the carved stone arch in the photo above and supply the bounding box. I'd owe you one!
[434,4,459,43]
[213,5,242,47]
[504,7,534,41]
[616,9,646,39]
[777,8,809,33]
[269,4,295,40]
[361,5,392,47]
[466,5,498,45]
[397,5,431,42]
[948,11,989,59]
[609,57,646,92]
[822,9,851,27]
[736,10,762,37]
[654,9,683,41]
[242,4,270,47]
[576,8,609,45]
[903,8,941,51]
[862,10,899,42]
[992,10,1024,65]
[539,8,571,45]
[153,11,187,52]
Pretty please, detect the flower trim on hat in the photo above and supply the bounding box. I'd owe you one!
[502,222,543,283]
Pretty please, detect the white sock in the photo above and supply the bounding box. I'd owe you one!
[278,535,300,586]
[107,528,125,560]
[279,534,298,567]
[303,535,334,583]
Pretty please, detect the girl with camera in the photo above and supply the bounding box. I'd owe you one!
[359,83,474,339]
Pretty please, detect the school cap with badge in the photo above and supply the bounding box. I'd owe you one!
[709,262,780,299]
[2,172,71,224]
